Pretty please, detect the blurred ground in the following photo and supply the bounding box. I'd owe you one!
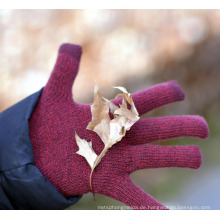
[0,9,219,210]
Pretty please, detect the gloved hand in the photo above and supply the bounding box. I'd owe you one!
[29,43,209,210]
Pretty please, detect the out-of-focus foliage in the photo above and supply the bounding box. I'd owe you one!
[0,9,219,209]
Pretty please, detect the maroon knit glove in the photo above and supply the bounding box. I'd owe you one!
[29,43,209,210]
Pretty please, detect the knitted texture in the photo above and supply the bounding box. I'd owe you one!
[29,43,209,210]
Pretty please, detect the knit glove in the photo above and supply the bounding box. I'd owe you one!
[29,43,209,210]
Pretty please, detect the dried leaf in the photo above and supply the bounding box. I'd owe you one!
[102,97,119,114]
[113,86,128,94]
[114,86,139,116]
[75,132,97,169]
[76,82,140,192]
[88,84,139,169]
[87,82,111,145]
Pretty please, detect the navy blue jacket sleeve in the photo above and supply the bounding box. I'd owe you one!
[0,89,82,209]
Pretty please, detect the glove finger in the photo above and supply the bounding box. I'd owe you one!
[125,115,209,145]
[112,80,185,116]
[103,176,168,210]
[44,43,82,100]
[127,144,202,173]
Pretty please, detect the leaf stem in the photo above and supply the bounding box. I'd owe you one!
[89,144,112,195]
[89,170,95,200]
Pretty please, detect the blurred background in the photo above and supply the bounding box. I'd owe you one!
[0,9,219,210]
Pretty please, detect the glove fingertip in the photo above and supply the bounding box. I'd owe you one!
[196,116,209,139]
[59,43,82,61]
[190,145,202,169]
[167,80,185,101]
